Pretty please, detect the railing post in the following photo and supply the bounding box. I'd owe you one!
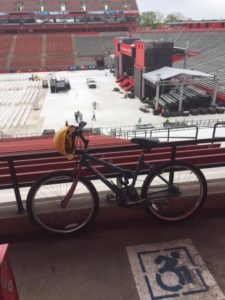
[171,144,177,161]
[169,144,177,186]
[212,123,218,138]
[195,126,199,140]
[167,128,170,141]
[8,159,25,214]
[212,121,225,138]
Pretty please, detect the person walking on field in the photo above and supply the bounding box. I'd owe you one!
[92,101,97,110]
[92,111,96,121]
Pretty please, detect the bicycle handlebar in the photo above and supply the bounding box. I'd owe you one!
[78,121,87,129]
[72,121,89,149]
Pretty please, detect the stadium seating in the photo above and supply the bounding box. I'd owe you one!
[45,33,75,69]
[0,35,14,57]
[0,1,15,12]
[132,31,225,95]
[0,30,225,96]
[74,35,104,57]
[47,29,225,90]
[14,34,42,56]
[0,0,138,12]
[11,58,41,70]
[66,0,84,11]
[0,0,225,96]
[0,60,7,70]
[0,76,40,129]
[46,33,73,56]
[45,57,75,69]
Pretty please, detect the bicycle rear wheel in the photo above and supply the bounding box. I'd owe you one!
[141,161,207,222]
[26,170,99,235]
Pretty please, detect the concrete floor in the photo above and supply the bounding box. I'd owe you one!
[3,186,225,300]
[2,68,225,300]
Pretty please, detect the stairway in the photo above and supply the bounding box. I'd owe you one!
[41,34,47,69]
[6,35,17,70]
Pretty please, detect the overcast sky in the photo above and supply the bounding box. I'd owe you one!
[136,0,225,20]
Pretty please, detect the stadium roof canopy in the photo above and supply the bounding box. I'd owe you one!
[143,66,214,85]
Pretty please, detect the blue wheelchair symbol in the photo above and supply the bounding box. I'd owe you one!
[155,251,193,292]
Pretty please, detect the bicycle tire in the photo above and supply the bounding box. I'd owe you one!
[141,161,207,222]
[26,170,99,235]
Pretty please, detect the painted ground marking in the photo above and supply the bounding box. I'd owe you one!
[127,239,225,300]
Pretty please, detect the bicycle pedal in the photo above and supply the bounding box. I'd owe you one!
[105,193,116,203]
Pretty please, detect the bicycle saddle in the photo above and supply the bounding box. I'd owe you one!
[130,137,159,149]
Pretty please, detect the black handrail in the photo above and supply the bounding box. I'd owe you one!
[1,136,225,214]
[212,121,225,138]
[121,125,199,141]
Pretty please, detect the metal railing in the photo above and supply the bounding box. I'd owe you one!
[213,121,225,138]
[1,133,225,214]
[1,117,225,140]
[109,125,199,141]
[103,118,225,140]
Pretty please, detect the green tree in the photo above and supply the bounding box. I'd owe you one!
[137,11,164,29]
[137,11,187,28]
[164,12,186,24]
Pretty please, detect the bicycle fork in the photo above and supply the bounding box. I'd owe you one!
[60,165,83,208]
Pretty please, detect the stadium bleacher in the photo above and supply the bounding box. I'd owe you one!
[1,30,225,95]
[0,75,40,130]
[0,0,138,12]
[0,0,224,97]
[14,34,42,56]
[0,35,14,57]
[74,35,105,57]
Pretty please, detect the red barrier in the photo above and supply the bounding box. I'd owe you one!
[0,244,19,300]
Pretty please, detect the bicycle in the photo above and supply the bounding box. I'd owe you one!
[26,122,207,235]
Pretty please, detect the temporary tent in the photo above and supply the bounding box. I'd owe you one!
[143,66,214,84]
[143,67,217,111]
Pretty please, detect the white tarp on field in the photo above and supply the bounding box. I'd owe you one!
[143,66,214,84]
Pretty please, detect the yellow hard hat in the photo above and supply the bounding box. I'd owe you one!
[53,125,76,160]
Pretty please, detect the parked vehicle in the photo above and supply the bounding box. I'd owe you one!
[87,78,96,88]
[139,105,151,113]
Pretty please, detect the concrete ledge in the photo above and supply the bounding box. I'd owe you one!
[1,179,225,240]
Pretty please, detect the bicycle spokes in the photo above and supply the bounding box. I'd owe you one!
[142,162,207,222]
[26,171,99,234]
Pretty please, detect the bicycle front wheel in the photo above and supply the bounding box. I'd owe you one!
[141,161,207,222]
[26,170,99,235]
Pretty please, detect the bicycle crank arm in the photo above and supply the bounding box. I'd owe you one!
[126,198,148,206]
[126,197,170,207]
